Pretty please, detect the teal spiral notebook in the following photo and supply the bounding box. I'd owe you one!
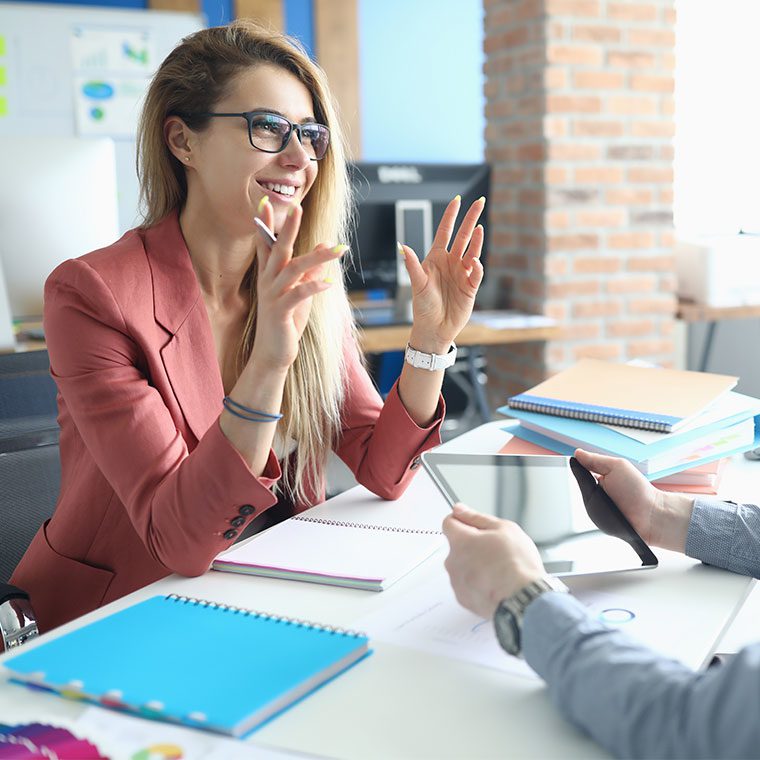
[3,594,370,738]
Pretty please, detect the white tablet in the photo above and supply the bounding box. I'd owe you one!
[421,452,658,577]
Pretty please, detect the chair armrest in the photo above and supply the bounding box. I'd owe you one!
[0,583,39,651]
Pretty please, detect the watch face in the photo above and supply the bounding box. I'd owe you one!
[494,603,521,656]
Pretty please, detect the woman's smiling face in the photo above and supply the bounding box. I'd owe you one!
[188,64,319,234]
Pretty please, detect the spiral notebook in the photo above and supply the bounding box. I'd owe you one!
[213,475,449,591]
[213,515,444,591]
[3,594,370,738]
[505,359,737,433]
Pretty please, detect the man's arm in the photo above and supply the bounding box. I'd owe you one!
[524,592,760,759]
[687,497,760,579]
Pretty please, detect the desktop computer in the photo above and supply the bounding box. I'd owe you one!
[347,162,491,431]
[0,136,120,320]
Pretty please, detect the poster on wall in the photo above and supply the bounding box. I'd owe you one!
[70,26,155,138]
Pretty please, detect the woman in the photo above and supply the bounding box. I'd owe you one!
[12,20,485,632]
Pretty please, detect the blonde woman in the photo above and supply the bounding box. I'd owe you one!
[12,20,485,632]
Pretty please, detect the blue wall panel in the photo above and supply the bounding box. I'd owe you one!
[358,0,484,163]
[284,0,313,58]
[201,0,232,26]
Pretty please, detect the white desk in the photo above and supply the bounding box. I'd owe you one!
[0,421,756,759]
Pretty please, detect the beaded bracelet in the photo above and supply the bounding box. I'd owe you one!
[222,396,283,422]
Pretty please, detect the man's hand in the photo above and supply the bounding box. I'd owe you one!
[574,449,695,553]
[442,504,547,619]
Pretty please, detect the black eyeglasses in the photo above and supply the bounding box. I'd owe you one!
[197,110,330,161]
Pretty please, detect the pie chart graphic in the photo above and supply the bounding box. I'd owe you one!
[131,744,184,760]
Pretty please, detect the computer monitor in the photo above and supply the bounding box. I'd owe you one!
[0,136,119,319]
[346,162,490,301]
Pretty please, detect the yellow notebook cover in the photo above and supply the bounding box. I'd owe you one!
[507,360,737,433]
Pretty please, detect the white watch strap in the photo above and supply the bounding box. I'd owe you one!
[404,342,457,371]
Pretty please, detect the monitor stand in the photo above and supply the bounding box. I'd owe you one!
[393,286,414,324]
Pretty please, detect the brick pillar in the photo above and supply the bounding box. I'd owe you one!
[483,0,676,402]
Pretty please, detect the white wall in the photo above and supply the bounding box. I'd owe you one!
[675,0,760,394]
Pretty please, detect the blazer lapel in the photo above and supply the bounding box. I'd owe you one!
[144,212,224,442]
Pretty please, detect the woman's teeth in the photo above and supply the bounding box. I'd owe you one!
[262,182,296,197]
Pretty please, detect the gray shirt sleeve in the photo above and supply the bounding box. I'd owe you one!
[521,498,760,758]
[686,497,760,579]
[523,592,760,759]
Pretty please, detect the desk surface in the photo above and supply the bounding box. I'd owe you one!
[10,315,561,356]
[358,319,560,353]
[0,421,755,759]
[677,298,760,322]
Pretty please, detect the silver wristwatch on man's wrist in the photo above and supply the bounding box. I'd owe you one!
[494,576,570,656]
[404,342,457,371]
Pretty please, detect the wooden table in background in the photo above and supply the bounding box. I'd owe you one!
[357,314,560,421]
[13,316,561,422]
[357,320,559,354]
[677,299,760,372]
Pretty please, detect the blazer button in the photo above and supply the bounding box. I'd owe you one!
[230,516,245,528]
[223,529,238,540]
[410,456,421,470]
[238,505,255,516]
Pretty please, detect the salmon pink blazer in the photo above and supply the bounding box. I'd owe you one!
[11,212,443,632]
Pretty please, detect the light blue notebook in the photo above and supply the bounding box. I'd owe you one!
[508,422,760,481]
[3,594,370,738]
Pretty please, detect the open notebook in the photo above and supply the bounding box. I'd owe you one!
[3,595,370,738]
[213,472,449,591]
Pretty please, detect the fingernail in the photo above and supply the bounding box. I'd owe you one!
[478,196,486,204]
[332,244,349,254]
[257,195,268,212]
[287,204,300,217]
[397,241,405,256]
[323,276,334,284]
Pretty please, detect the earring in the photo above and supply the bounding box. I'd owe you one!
[183,157,190,163]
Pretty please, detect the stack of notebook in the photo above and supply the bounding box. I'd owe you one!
[499,360,760,485]
[499,432,728,495]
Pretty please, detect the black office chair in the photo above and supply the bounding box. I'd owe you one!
[0,349,59,450]
[0,349,61,650]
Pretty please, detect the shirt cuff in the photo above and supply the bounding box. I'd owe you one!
[385,379,446,432]
[685,497,740,567]
[206,417,282,496]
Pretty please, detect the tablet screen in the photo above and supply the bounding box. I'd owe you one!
[422,453,657,576]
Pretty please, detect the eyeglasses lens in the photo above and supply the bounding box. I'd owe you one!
[249,114,329,160]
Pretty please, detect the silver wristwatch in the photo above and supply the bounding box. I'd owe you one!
[494,576,569,656]
[404,342,457,371]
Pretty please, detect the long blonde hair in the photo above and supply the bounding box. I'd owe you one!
[136,20,355,504]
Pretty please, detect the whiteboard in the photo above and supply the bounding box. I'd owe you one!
[0,2,204,233]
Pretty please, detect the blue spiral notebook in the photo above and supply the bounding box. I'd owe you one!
[3,594,370,738]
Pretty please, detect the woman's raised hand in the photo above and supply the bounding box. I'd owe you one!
[251,198,346,371]
[399,196,486,352]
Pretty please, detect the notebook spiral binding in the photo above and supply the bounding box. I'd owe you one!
[508,399,669,432]
[164,594,366,638]
[293,515,443,535]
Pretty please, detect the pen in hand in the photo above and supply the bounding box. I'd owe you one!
[254,216,277,248]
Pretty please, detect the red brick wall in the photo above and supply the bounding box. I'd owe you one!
[483,0,676,401]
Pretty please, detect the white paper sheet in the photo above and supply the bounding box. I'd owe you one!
[355,572,646,679]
